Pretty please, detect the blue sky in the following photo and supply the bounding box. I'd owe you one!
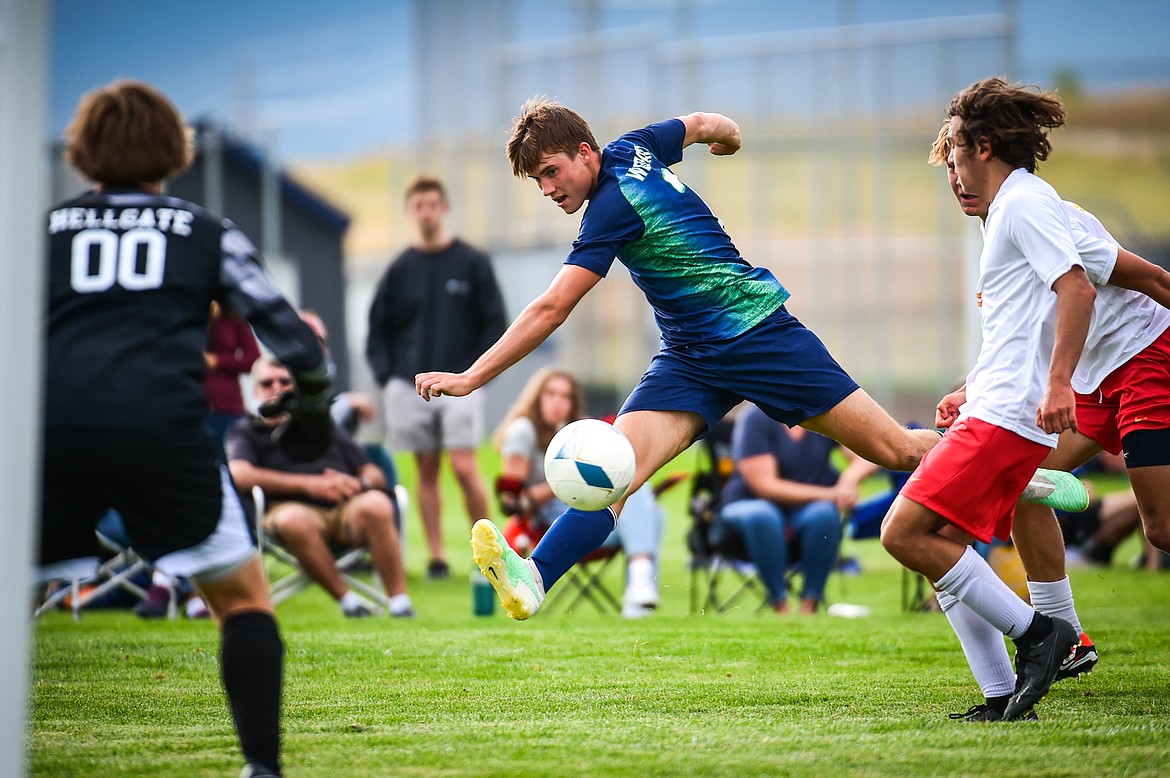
[51,0,1170,160]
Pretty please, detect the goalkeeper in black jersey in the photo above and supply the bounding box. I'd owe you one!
[40,80,332,778]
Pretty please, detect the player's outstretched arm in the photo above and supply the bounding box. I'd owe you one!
[415,264,601,400]
[1108,248,1170,310]
[677,112,741,156]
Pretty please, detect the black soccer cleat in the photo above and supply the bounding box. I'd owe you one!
[1005,617,1079,720]
[1055,632,1099,681]
[948,703,1038,723]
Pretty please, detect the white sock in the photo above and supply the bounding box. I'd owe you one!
[339,590,364,611]
[388,593,413,615]
[151,570,172,589]
[936,546,1036,639]
[937,589,1016,698]
[627,557,656,592]
[525,557,546,597]
[1027,577,1082,634]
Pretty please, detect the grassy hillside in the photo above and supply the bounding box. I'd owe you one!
[289,89,1170,262]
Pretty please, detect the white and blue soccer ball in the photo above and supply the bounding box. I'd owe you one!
[544,419,637,511]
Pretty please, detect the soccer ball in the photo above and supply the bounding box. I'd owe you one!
[544,419,637,511]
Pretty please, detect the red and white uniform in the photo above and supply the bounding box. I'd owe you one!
[904,169,1083,542]
[1065,202,1170,453]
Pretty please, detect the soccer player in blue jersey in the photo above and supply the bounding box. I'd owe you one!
[414,96,1080,621]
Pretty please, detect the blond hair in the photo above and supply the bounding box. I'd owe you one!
[494,367,584,452]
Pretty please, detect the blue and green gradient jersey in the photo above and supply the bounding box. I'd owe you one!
[566,118,789,346]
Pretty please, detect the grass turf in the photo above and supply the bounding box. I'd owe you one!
[29,463,1170,777]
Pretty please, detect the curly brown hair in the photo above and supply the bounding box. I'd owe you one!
[945,77,1065,173]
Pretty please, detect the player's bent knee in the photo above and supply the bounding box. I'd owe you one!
[1142,518,1170,554]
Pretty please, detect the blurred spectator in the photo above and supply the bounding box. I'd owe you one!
[227,357,414,618]
[494,368,664,618]
[366,175,507,580]
[203,300,261,447]
[1059,455,1170,571]
[715,403,877,614]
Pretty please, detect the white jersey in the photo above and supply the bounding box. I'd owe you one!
[960,169,1083,447]
[1063,202,1170,393]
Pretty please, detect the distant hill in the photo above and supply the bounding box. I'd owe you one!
[288,88,1170,261]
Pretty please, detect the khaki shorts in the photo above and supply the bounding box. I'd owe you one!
[382,376,484,452]
[264,499,353,546]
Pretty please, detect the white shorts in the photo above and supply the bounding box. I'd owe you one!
[383,377,484,452]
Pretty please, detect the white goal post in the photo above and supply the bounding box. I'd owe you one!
[0,1,49,775]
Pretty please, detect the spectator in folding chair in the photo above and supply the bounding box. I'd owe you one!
[494,367,663,618]
[685,411,765,614]
[226,357,415,618]
[713,403,878,614]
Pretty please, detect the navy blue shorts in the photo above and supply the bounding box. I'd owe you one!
[619,306,859,438]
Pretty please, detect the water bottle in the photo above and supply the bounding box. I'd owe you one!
[472,567,496,616]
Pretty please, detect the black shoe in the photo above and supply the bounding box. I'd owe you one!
[1005,617,1079,720]
[948,703,1038,722]
[1055,632,1099,681]
[427,559,451,580]
[949,704,1002,722]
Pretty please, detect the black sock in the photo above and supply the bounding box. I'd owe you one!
[986,694,1011,714]
[1013,611,1054,650]
[222,611,284,774]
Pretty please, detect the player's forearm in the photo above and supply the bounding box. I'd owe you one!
[1110,248,1170,310]
[1049,272,1096,384]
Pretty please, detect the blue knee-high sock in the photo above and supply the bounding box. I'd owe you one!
[530,507,617,591]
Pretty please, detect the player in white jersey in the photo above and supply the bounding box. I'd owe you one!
[881,78,1097,721]
[929,120,1170,721]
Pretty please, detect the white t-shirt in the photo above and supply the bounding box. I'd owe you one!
[501,416,545,487]
[1063,202,1170,393]
[960,169,1083,447]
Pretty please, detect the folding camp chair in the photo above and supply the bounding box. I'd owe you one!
[685,416,777,614]
[542,545,625,615]
[251,486,394,613]
[34,511,174,620]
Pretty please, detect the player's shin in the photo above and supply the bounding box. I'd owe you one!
[529,506,618,591]
[221,611,284,775]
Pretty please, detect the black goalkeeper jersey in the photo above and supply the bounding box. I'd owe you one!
[46,187,325,431]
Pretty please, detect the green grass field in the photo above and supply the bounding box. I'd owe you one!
[29,456,1170,777]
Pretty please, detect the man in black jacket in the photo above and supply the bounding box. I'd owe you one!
[366,176,507,578]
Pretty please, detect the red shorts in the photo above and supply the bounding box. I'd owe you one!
[900,417,1050,544]
[1075,326,1170,455]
